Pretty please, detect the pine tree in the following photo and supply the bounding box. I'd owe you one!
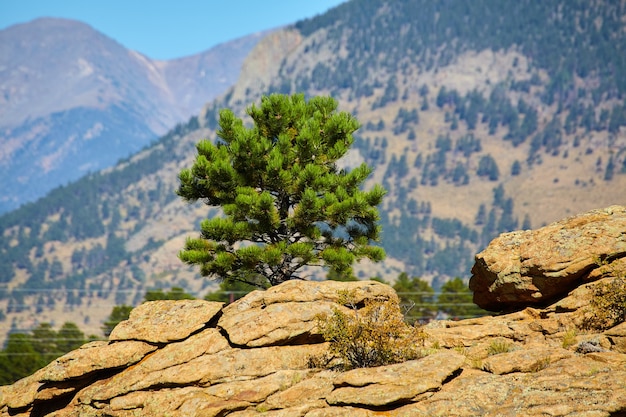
[144,287,195,301]
[102,305,133,337]
[392,272,436,323]
[204,279,257,303]
[438,277,486,319]
[177,94,386,287]
[56,322,87,353]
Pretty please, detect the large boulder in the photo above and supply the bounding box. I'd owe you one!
[470,205,626,311]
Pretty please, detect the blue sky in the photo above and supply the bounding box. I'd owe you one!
[0,0,346,60]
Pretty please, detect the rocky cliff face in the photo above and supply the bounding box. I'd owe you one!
[2,207,626,416]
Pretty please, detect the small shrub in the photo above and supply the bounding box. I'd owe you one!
[313,291,426,370]
[453,345,467,355]
[487,339,512,356]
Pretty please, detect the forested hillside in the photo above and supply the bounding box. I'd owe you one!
[228,0,626,281]
[0,0,625,344]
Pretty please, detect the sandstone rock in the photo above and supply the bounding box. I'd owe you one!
[109,299,223,343]
[262,371,335,410]
[327,351,465,407]
[390,354,626,417]
[223,279,396,310]
[2,275,626,417]
[605,321,626,353]
[424,318,517,347]
[482,346,573,374]
[205,370,314,403]
[229,401,332,417]
[41,340,157,382]
[218,280,396,347]
[470,205,626,311]
[0,368,47,410]
[77,328,230,403]
[79,343,327,406]
[218,299,336,347]
[0,340,155,413]
[184,397,251,417]
[306,407,375,416]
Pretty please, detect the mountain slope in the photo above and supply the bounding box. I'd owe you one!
[223,0,626,277]
[0,18,266,213]
[0,0,625,341]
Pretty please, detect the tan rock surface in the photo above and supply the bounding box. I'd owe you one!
[262,371,335,410]
[387,356,626,417]
[41,340,157,382]
[605,321,626,353]
[327,351,465,407]
[482,346,573,374]
[109,299,223,343]
[218,280,396,347]
[470,205,626,311]
[219,300,336,347]
[77,328,230,402]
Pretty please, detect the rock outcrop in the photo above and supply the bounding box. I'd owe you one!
[470,205,626,311]
[2,207,626,416]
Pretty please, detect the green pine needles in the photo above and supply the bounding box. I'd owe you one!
[177,93,386,288]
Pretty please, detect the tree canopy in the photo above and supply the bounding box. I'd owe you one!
[177,93,386,287]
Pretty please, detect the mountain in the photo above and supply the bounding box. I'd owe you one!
[0,18,267,213]
[0,0,626,343]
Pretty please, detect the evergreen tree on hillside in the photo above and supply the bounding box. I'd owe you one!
[477,154,500,181]
[177,94,386,288]
[102,305,133,337]
[392,272,436,323]
[204,280,258,303]
[144,287,194,301]
[0,322,89,385]
[438,277,487,318]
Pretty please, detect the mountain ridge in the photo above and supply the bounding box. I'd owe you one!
[0,17,268,213]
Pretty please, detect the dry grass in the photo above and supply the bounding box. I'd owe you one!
[487,339,513,356]
[562,329,578,349]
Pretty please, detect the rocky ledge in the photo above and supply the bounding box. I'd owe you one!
[2,206,626,417]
